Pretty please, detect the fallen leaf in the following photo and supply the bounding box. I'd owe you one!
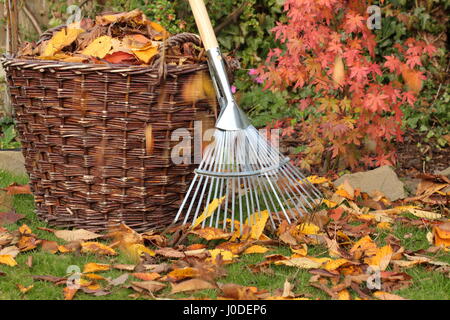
[338,289,351,300]
[131,272,161,281]
[17,284,33,294]
[81,36,112,59]
[433,222,450,248]
[243,245,269,254]
[335,180,355,200]
[275,257,322,269]
[155,247,184,259]
[297,222,320,235]
[0,246,19,258]
[83,263,110,273]
[247,210,269,240]
[41,27,84,57]
[306,176,330,185]
[209,249,235,264]
[171,279,216,294]
[164,267,199,282]
[365,245,393,271]
[407,208,442,220]
[0,255,17,267]
[41,240,59,254]
[54,229,101,242]
[0,211,24,226]
[81,242,117,256]
[131,280,166,293]
[18,224,32,235]
[373,291,407,300]
[192,196,227,229]
[109,273,129,286]
[63,287,78,300]
[191,227,231,241]
[131,43,159,64]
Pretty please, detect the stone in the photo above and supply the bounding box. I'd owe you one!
[0,151,27,176]
[333,166,406,201]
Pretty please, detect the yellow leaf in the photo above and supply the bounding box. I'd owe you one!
[290,244,308,257]
[243,245,269,254]
[338,289,351,300]
[165,267,199,281]
[83,273,106,281]
[297,222,320,235]
[42,27,84,57]
[407,208,442,220]
[83,263,110,273]
[209,249,236,264]
[247,210,269,240]
[365,245,393,271]
[323,199,338,208]
[192,196,226,229]
[191,227,231,241]
[131,44,159,64]
[434,222,450,248]
[274,257,322,269]
[80,242,117,256]
[17,284,33,294]
[81,36,113,59]
[373,291,406,300]
[323,258,349,271]
[335,180,355,200]
[306,176,330,184]
[63,287,78,300]
[377,222,392,230]
[18,224,32,235]
[0,255,17,267]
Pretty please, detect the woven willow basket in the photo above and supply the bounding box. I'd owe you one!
[1,32,216,232]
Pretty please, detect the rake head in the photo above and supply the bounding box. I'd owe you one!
[173,125,323,233]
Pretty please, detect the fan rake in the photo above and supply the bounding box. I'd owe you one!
[172,0,323,233]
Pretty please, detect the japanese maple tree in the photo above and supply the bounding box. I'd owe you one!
[255,0,436,170]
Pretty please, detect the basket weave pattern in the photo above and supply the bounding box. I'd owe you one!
[2,35,215,231]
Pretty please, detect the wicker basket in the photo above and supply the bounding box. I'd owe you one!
[1,33,216,232]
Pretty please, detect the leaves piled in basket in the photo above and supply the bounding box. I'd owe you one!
[17,9,205,66]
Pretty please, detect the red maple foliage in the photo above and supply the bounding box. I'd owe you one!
[256,0,436,170]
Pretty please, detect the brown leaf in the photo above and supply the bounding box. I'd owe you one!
[0,211,24,226]
[54,229,101,242]
[171,279,216,294]
[41,240,59,254]
[155,247,185,259]
[109,273,129,287]
[32,275,67,285]
[131,281,166,293]
[131,272,161,281]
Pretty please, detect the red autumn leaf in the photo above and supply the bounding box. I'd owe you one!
[104,51,137,64]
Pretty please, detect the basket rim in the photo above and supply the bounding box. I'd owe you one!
[1,55,208,77]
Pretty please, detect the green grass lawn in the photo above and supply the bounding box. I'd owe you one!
[0,170,449,300]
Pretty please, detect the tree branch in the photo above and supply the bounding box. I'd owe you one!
[214,1,249,34]
[21,1,42,35]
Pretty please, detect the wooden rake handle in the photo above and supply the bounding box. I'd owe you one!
[189,0,219,50]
